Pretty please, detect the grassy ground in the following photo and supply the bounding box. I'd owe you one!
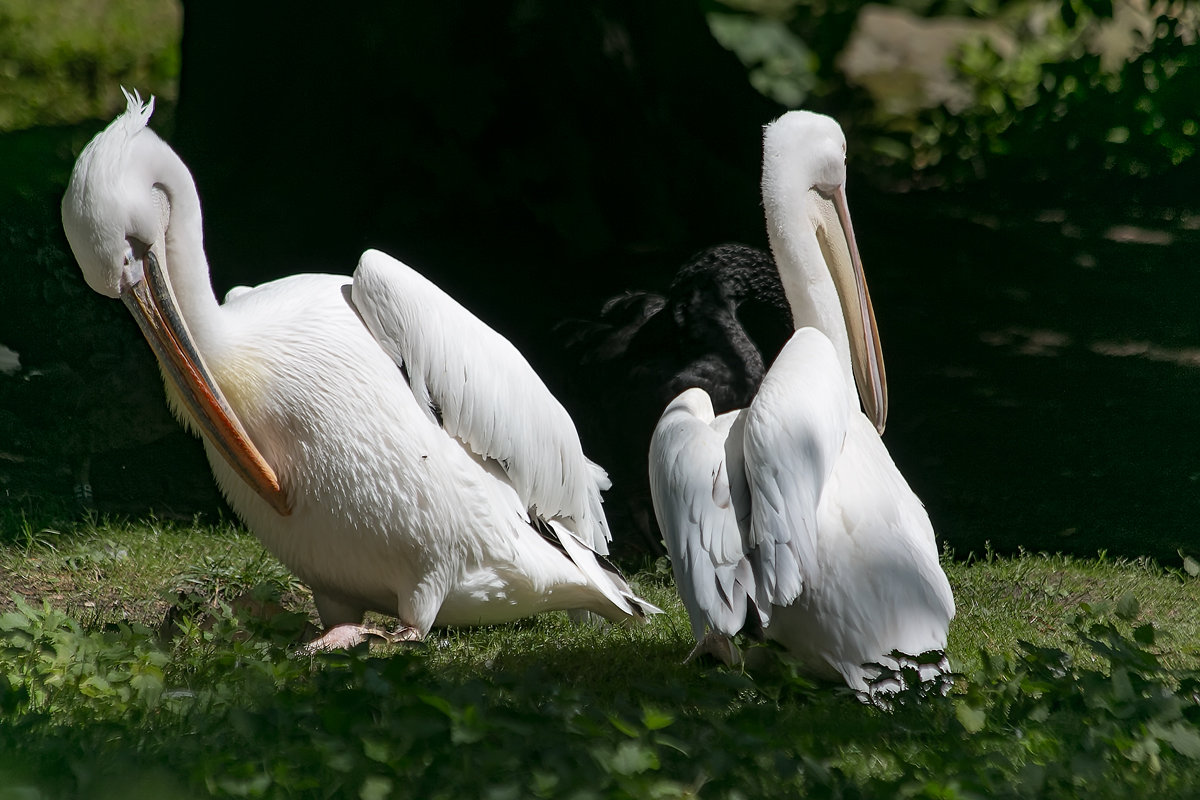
[3,515,1199,672]
[3,515,1200,798]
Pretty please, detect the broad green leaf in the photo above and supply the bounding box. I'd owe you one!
[130,671,163,702]
[0,611,31,632]
[641,706,674,731]
[419,693,453,715]
[1111,667,1134,702]
[955,700,987,734]
[1115,592,1140,621]
[360,775,393,800]
[215,772,271,797]
[608,714,640,738]
[606,741,659,776]
[1150,722,1200,760]
[361,737,390,764]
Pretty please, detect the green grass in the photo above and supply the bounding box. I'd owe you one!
[944,547,1200,673]
[4,516,1200,798]
[0,515,297,627]
[0,0,180,132]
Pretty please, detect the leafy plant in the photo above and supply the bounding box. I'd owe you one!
[5,537,1200,799]
[907,8,1200,190]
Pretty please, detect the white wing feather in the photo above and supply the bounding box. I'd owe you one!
[351,249,612,552]
[743,327,850,608]
[649,388,765,640]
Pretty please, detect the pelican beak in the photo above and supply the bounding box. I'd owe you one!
[120,248,291,516]
[821,184,887,433]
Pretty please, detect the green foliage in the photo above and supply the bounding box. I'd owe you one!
[4,524,1200,797]
[0,0,181,132]
[707,0,1200,189]
[706,10,817,107]
[0,595,169,721]
[908,9,1200,187]
[944,548,1200,676]
[940,605,1200,797]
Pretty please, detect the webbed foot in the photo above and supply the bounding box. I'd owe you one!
[301,622,425,653]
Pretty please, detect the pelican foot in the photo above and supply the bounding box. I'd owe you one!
[386,624,424,643]
[685,632,743,667]
[302,623,396,653]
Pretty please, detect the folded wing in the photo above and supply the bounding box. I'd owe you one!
[351,249,612,553]
[649,388,763,639]
[651,328,852,644]
[743,327,850,608]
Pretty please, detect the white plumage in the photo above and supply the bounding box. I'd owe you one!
[352,253,612,554]
[61,91,657,647]
[649,111,954,690]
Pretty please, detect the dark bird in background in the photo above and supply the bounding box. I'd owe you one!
[562,243,793,555]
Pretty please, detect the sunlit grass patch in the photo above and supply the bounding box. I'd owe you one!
[945,546,1200,674]
[0,514,301,628]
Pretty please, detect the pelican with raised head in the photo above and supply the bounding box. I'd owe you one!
[649,111,954,690]
[61,91,658,648]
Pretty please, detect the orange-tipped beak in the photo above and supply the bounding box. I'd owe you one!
[121,249,291,515]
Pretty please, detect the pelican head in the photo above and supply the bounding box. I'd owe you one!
[761,110,887,433]
[61,90,290,515]
[762,111,848,200]
[62,91,168,299]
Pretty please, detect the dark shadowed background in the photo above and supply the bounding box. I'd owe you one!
[2,0,1199,565]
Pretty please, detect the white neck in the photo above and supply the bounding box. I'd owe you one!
[150,139,224,351]
[763,182,857,395]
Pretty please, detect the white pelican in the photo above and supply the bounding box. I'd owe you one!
[648,111,954,690]
[61,91,658,648]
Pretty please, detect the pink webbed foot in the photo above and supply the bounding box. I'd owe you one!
[301,622,424,653]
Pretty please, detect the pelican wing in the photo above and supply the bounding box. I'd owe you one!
[351,249,612,553]
[649,388,764,640]
[742,327,850,607]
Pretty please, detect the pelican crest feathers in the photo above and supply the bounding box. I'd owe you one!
[119,87,155,130]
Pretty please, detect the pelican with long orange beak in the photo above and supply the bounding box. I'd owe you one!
[62,91,658,648]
